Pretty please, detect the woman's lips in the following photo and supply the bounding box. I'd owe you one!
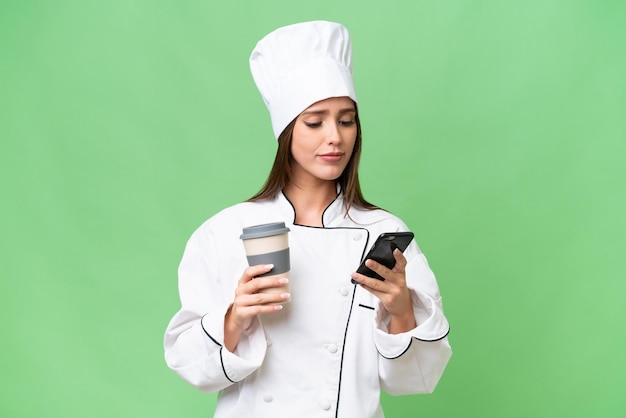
[319,152,344,162]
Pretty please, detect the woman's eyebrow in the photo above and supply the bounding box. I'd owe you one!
[300,108,356,116]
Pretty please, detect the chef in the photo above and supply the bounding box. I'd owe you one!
[164,20,452,417]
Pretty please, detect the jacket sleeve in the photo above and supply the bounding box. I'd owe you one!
[163,227,267,393]
[372,244,452,395]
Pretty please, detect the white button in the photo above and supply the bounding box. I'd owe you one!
[327,344,338,353]
[353,232,362,241]
[320,400,331,410]
[263,394,273,403]
[339,288,349,297]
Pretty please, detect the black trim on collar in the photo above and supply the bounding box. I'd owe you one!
[321,192,341,227]
[280,189,341,227]
[281,190,297,225]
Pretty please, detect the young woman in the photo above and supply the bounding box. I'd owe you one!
[164,21,451,418]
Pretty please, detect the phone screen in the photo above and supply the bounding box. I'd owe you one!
[353,232,414,282]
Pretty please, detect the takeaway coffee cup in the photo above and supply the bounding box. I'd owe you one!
[240,222,291,303]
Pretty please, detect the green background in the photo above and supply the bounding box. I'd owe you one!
[1,1,624,417]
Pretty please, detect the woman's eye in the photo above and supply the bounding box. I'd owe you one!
[339,119,356,126]
[304,122,322,128]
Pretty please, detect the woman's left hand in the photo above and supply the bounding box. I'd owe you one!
[351,248,417,334]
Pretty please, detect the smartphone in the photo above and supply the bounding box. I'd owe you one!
[352,232,414,283]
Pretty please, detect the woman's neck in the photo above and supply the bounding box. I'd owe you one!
[283,181,338,227]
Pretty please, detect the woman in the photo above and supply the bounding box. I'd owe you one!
[164,21,451,417]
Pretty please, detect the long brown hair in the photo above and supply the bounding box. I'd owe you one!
[247,108,379,215]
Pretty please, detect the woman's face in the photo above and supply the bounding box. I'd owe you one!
[289,96,357,186]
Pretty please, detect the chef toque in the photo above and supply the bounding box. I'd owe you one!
[250,20,358,139]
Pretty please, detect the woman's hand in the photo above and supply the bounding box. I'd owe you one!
[351,249,417,334]
[224,264,290,352]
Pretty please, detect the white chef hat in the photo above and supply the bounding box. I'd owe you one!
[250,21,358,139]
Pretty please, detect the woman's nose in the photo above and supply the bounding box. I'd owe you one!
[326,123,341,144]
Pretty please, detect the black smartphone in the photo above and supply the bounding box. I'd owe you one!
[352,232,415,283]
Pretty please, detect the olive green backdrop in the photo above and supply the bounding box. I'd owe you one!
[1,1,624,417]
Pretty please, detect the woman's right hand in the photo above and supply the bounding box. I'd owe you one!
[224,264,289,352]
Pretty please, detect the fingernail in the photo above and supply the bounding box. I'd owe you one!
[274,304,283,311]
[266,264,274,269]
[280,293,291,299]
[278,277,289,284]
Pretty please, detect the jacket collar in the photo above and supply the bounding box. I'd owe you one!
[278,186,346,228]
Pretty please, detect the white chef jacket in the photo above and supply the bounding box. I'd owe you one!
[164,191,451,417]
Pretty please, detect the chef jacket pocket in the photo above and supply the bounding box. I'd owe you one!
[358,303,375,311]
[354,287,377,313]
